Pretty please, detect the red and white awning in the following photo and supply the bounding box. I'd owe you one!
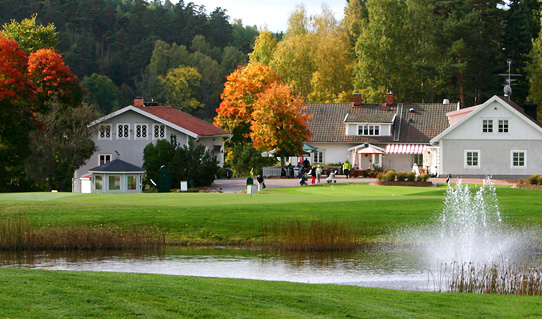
[385,144,427,155]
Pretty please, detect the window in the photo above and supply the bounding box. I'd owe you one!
[482,119,493,133]
[358,125,380,136]
[108,175,121,190]
[135,124,148,139]
[98,124,112,140]
[498,120,509,133]
[153,124,166,139]
[512,151,526,168]
[465,150,480,169]
[127,175,137,190]
[313,151,324,163]
[414,154,423,166]
[95,175,103,190]
[117,123,130,139]
[99,154,112,166]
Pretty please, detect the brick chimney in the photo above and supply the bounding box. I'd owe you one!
[134,97,144,107]
[386,90,394,106]
[353,93,362,107]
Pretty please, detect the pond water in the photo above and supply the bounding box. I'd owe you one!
[0,246,448,291]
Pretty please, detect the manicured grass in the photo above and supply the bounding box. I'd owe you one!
[1,183,542,245]
[0,268,541,318]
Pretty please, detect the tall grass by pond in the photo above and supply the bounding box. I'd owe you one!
[432,261,542,295]
[0,214,165,250]
[261,219,361,251]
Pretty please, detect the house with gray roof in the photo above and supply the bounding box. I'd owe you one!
[73,98,231,192]
[304,93,457,174]
[430,95,542,178]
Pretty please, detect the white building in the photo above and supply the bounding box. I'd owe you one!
[73,98,231,192]
[430,95,542,178]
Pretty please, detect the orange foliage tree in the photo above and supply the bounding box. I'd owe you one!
[215,62,312,170]
[28,48,84,106]
[251,82,312,166]
[214,62,280,144]
[0,35,84,190]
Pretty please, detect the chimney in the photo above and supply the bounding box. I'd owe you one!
[386,90,394,106]
[134,97,144,107]
[353,93,362,107]
[522,103,538,121]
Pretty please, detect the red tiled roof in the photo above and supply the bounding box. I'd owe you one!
[136,106,230,136]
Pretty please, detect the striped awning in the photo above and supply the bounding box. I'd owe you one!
[385,144,427,155]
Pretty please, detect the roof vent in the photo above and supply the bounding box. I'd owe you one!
[443,99,450,104]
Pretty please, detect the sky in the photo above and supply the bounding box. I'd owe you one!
[189,0,347,33]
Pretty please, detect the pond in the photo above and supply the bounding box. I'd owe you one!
[0,246,446,291]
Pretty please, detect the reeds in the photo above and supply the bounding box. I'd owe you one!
[261,219,361,252]
[440,261,542,295]
[0,214,165,250]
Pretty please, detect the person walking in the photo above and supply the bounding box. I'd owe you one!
[256,174,265,191]
[310,166,317,184]
[316,165,322,183]
[343,160,352,179]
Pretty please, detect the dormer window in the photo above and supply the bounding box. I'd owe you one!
[498,119,509,133]
[482,119,493,133]
[358,124,380,136]
[98,124,112,140]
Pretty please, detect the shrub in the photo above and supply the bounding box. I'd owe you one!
[396,171,407,181]
[406,171,416,181]
[518,178,528,185]
[420,173,430,181]
[537,175,542,185]
[376,172,384,181]
[528,174,539,185]
[384,170,396,181]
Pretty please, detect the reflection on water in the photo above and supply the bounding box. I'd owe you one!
[0,246,444,291]
[2,246,540,292]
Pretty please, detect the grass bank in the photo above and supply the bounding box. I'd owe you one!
[0,268,541,318]
[1,183,542,246]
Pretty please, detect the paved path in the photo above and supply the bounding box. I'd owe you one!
[211,175,517,193]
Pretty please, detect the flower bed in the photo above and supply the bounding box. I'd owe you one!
[370,181,435,187]
[512,184,542,190]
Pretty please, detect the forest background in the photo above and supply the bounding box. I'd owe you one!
[3,0,542,190]
[3,0,542,119]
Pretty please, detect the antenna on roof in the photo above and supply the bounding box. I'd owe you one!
[499,59,522,98]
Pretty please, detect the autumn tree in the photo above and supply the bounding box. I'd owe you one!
[214,62,281,144]
[270,4,353,102]
[251,82,312,167]
[0,36,37,190]
[159,65,203,112]
[1,14,58,54]
[249,30,277,65]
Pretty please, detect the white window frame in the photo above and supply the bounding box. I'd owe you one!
[313,150,324,163]
[152,123,166,139]
[117,123,130,140]
[134,123,148,140]
[511,150,526,169]
[98,124,112,140]
[357,124,381,136]
[464,150,480,169]
[482,119,493,133]
[498,119,509,133]
[98,154,112,166]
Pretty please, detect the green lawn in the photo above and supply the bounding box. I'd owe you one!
[1,183,542,244]
[0,268,541,318]
[1,183,542,318]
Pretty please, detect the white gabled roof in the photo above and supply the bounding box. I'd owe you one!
[430,95,542,144]
[89,105,231,139]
